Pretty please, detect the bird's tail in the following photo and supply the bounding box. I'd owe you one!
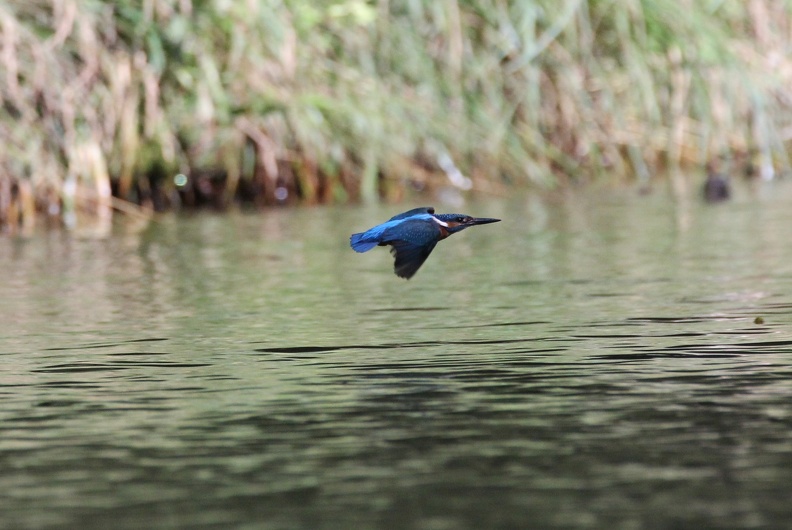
[350,233,378,252]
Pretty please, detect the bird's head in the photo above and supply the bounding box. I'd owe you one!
[433,213,501,234]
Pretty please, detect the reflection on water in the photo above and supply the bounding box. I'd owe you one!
[2,184,792,528]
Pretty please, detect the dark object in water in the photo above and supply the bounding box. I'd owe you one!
[703,172,731,202]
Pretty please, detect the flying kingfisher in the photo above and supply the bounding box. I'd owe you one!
[349,207,500,279]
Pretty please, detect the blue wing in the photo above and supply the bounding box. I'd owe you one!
[390,239,437,279]
[350,212,442,278]
[350,212,436,253]
[381,218,442,279]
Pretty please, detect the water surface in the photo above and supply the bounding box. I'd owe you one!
[2,183,792,529]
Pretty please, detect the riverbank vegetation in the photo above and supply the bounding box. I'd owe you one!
[2,0,792,231]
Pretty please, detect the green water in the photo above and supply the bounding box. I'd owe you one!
[2,182,792,529]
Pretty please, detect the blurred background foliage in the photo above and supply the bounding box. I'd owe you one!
[2,0,792,230]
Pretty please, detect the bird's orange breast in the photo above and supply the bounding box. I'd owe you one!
[438,221,462,239]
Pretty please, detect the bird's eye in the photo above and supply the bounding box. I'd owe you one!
[456,216,466,223]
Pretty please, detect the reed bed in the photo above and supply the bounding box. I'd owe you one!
[2,0,792,230]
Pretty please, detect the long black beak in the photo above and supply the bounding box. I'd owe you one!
[469,217,501,226]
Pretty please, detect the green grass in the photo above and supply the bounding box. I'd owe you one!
[2,0,792,229]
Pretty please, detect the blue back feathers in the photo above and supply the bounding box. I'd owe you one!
[388,206,434,221]
[349,210,437,253]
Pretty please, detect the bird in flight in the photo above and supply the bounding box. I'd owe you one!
[350,206,500,279]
